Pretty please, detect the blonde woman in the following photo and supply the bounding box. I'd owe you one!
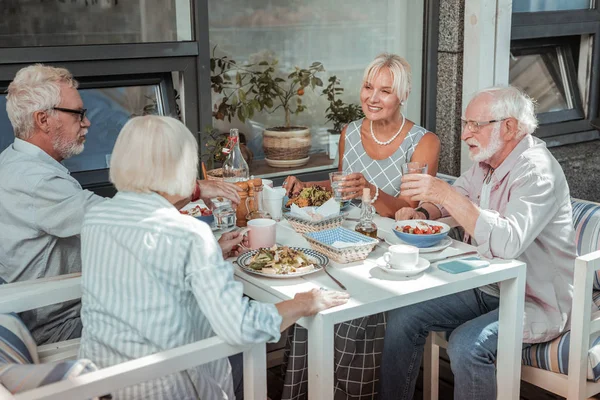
[284,53,440,218]
[78,115,349,400]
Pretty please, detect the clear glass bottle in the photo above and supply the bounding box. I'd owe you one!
[222,128,249,182]
[355,188,378,238]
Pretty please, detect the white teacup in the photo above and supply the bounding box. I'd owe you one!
[383,244,419,270]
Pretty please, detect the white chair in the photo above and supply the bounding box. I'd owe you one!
[0,273,268,400]
[424,196,600,400]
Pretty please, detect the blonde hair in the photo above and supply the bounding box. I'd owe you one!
[6,64,78,139]
[363,53,412,107]
[110,115,198,197]
[475,86,539,139]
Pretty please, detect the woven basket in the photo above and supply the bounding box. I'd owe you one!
[303,227,378,264]
[283,212,346,234]
[263,127,311,160]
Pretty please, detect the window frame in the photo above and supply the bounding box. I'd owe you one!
[511,7,600,146]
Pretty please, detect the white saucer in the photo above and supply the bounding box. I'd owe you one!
[375,256,430,277]
[382,232,452,253]
[265,156,310,168]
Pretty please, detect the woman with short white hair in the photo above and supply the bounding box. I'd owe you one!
[78,115,349,400]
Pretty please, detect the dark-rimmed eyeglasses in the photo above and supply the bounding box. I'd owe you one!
[52,107,87,122]
[461,118,508,133]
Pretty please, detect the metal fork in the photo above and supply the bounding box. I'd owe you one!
[321,264,347,290]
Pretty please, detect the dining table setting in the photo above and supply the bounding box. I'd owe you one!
[210,187,526,400]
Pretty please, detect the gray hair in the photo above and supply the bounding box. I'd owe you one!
[6,64,78,140]
[110,115,198,197]
[475,85,538,139]
[363,53,412,106]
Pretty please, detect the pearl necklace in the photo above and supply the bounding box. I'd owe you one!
[370,113,406,146]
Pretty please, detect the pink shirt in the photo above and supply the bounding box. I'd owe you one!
[443,135,577,343]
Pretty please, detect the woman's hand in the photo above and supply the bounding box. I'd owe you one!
[283,176,306,197]
[395,207,426,221]
[400,174,452,206]
[218,231,249,258]
[198,180,241,207]
[294,288,350,316]
[338,172,370,200]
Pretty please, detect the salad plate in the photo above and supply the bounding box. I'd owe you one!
[235,246,329,279]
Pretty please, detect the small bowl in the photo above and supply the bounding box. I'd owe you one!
[392,220,450,248]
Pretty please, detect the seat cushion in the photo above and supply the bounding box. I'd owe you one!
[521,291,600,381]
[0,359,98,394]
[0,313,37,364]
[571,199,600,289]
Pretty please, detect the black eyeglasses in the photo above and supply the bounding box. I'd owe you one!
[52,107,87,122]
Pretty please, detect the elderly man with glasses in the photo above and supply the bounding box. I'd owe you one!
[379,85,577,400]
[0,64,241,345]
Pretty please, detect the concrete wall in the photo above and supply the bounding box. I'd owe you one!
[435,0,600,202]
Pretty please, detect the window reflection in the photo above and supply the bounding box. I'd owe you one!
[208,0,425,177]
[0,84,162,173]
[0,0,192,47]
[512,0,591,13]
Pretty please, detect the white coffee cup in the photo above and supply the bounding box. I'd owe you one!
[247,218,277,249]
[383,244,419,270]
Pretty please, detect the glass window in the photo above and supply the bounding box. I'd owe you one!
[512,0,592,13]
[0,84,164,173]
[0,0,192,47]
[509,37,585,126]
[207,0,425,178]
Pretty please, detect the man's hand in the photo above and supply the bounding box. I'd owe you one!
[395,207,426,221]
[400,174,452,206]
[218,231,249,258]
[198,180,240,207]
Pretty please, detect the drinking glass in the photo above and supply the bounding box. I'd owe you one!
[401,162,428,175]
[329,171,346,201]
[211,197,236,229]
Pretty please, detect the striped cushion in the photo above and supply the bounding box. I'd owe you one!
[571,199,600,289]
[0,313,37,365]
[0,359,98,394]
[521,292,600,380]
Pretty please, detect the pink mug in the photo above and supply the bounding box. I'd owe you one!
[247,218,276,249]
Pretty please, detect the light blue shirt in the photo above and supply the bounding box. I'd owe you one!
[0,138,103,344]
[79,191,282,400]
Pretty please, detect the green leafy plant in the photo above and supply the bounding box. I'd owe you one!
[322,75,365,133]
[210,47,325,128]
[200,126,229,170]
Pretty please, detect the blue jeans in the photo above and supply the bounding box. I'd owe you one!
[379,289,501,400]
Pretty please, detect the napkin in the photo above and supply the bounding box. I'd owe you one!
[290,198,340,221]
[437,257,490,274]
[332,240,361,249]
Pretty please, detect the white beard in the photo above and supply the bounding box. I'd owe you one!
[52,131,85,160]
[467,124,503,163]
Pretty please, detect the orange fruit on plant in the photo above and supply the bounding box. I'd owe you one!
[297,88,305,96]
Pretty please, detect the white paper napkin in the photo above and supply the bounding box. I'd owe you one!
[290,198,340,221]
[332,241,360,249]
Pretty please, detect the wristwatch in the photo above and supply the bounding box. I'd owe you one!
[415,206,430,220]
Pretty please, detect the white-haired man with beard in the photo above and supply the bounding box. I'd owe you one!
[0,64,242,345]
[379,85,577,400]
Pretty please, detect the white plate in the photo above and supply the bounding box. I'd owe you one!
[381,231,452,253]
[235,247,328,279]
[374,256,430,277]
[265,157,310,168]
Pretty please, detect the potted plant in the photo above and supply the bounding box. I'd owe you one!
[322,75,365,134]
[210,48,325,167]
[200,126,253,179]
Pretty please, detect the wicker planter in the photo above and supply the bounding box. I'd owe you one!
[206,168,224,181]
[263,126,311,167]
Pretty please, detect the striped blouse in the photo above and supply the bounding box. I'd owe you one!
[79,191,282,399]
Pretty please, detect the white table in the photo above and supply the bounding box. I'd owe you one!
[234,208,526,400]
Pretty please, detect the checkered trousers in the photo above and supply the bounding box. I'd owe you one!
[280,313,387,400]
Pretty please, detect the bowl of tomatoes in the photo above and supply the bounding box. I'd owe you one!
[392,220,450,248]
[180,204,214,225]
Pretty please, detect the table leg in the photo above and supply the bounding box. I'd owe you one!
[496,265,526,399]
[243,343,267,400]
[307,315,335,400]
